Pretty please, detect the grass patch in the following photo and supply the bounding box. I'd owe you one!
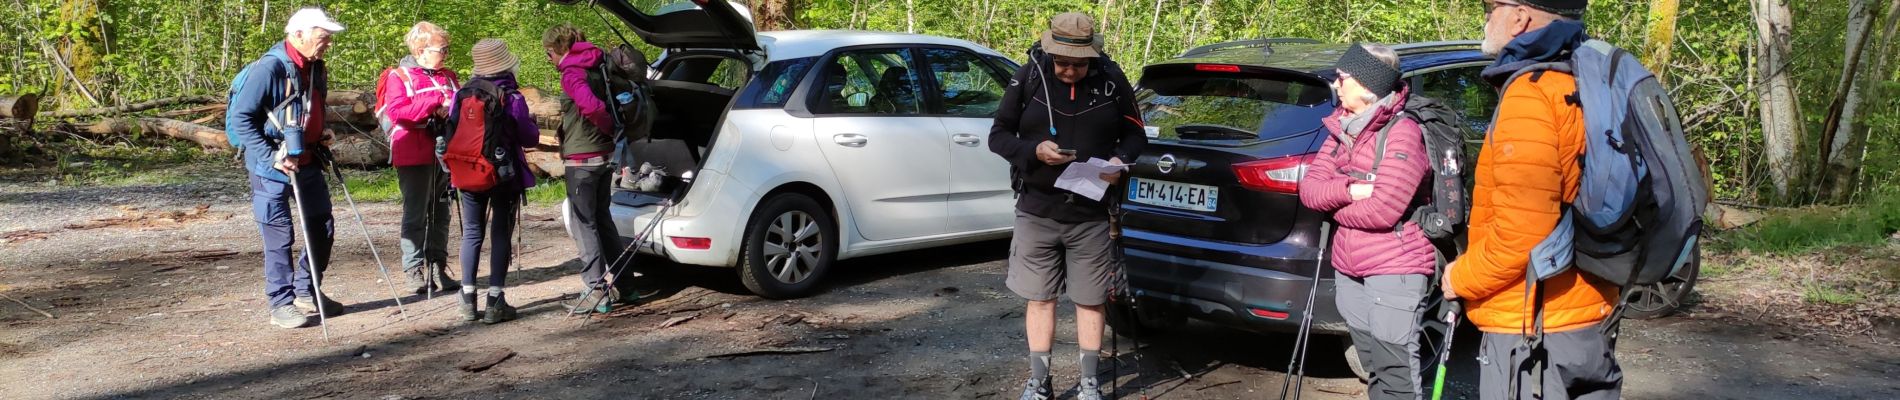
[525,180,567,206]
[337,168,402,202]
[1803,284,1866,306]
[1715,189,1900,254]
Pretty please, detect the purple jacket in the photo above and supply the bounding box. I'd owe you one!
[1299,86,1437,278]
[465,73,540,189]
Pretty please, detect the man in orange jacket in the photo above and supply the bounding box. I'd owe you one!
[1443,1,1623,399]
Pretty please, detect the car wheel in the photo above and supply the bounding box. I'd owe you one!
[1622,250,1700,320]
[738,193,837,299]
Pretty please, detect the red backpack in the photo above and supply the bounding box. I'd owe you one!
[443,80,518,192]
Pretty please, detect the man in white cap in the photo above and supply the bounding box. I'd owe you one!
[989,12,1145,400]
[225,6,344,329]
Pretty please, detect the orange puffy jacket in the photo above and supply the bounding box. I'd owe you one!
[1449,71,1619,334]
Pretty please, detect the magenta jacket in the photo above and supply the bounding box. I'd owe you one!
[1298,86,1437,278]
[555,41,615,160]
[376,57,461,167]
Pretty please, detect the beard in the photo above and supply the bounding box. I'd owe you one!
[1480,20,1506,56]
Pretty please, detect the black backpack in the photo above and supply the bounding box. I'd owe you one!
[587,44,655,142]
[1344,93,1474,243]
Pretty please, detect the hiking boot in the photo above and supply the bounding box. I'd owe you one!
[431,263,461,293]
[459,292,479,322]
[294,295,346,317]
[1075,377,1103,400]
[1017,376,1053,400]
[270,305,310,328]
[483,294,517,324]
[567,288,612,315]
[405,267,428,295]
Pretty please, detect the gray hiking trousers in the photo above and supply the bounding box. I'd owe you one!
[1478,326,1622,400]
[1336,274,1430,400]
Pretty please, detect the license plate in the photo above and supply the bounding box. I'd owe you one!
[1128,178,1219,212]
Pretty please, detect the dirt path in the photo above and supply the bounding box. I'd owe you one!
[2,172,1897,399]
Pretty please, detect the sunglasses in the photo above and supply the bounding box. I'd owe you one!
[1052,58,1090,70]
[1484,0,1522,19]
[422,46,447,55]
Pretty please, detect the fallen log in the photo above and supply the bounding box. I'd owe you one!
[1,94,40,120]
[44,96,219,119]
[524,150,565,179]
[327,128,390,167]
[78,118,232,151]
[325,90,378,127]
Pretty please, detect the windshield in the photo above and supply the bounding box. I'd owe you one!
[1137,72,1333,144]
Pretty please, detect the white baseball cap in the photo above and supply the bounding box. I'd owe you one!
[284,7,345,34]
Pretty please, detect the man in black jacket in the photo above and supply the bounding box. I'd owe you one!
[989,12,1146,400]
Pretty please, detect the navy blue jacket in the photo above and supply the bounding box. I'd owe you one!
[226,42,327,182]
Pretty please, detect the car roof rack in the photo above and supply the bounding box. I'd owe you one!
[1177,38,1322,58]
[1391,40,1483,54]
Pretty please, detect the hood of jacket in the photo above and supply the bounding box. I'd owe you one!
[557,42,603,71]
[1481,20,1588,87]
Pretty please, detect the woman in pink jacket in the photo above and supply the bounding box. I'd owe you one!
[1297,43,1437,400]
[376,22,461,294]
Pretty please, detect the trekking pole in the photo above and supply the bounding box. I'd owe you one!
[1279,221,1333,400]
[1429,301,1464,400]
[280,148,331,340]
[577,173,691,320]
[320,150,410,320]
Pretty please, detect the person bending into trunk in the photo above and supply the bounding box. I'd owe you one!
[989,12,1146,400]
[543,24,636,314]
[449,38,541,324]
[1298,43,1436,400]
[227,7,344,329]
[376,21,461,295]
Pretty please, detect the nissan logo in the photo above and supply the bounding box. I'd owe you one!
[1158,154,1176,174]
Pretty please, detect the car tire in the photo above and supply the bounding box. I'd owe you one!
[1622,249,1701,320]
[737,193,837,299]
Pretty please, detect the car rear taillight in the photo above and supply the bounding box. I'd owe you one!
[1248,308,1290,320]
[670,237,712,250]
[1233,153,1314,193]
[1194,64,1242,73]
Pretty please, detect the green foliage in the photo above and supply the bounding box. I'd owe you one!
[339,167,402,203]
[525,180,568,206]
[51,140,224,186]
[1718,188,1900,254]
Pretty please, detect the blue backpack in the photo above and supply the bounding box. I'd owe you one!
[224,59,300,152]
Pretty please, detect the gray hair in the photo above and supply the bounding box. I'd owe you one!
[1354,43,1400,104]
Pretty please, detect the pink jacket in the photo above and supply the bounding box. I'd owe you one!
[376,60,460,167]
[555,42,615,142]
[1298,87,1438,278]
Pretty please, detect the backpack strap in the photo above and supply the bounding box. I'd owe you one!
[1346,112,1403,182]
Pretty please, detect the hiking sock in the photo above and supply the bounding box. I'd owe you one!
[462,286,476,295]
[1030,351,1052,380]
[488,286,505,297]
[1079,349,1100,380]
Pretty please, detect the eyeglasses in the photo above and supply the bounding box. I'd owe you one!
[1052,58,1090,70]
[1484,0,1522,20]
[422,46,447,55]
[1333,70,1353,85]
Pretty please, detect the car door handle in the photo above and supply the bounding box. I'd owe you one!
[833,134,868,147]
[952,134,982,147]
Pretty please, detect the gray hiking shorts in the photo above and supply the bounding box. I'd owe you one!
[1006,210,1116,306]
[1478,326,1623,400]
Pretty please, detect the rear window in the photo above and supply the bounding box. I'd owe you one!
[1137,71,1333,143]
[735,57,817,109]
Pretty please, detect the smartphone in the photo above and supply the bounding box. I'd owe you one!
[1057,149,1077,156]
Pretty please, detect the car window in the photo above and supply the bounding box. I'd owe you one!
[1137,71,1332,143]
[1408,65,1497,134]
[812,49,923,115]
[735,57,816,109]
[921,48,1008,117]
[661,55,751,90]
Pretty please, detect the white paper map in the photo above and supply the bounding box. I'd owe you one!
[1055,158,1130,201]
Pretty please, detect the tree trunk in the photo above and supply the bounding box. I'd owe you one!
[1751,0,1803,203]
[905,0,916,33]
[1100,0,1117,53]
[1,95,40,121]
[41,95,218,119]
[1143,0,1162,62]
[1825,0,1900,202]
[1644,0,1681,82]
[1185,0,1216,48]
[1816,0,1876,179]
[78,118,232,151]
